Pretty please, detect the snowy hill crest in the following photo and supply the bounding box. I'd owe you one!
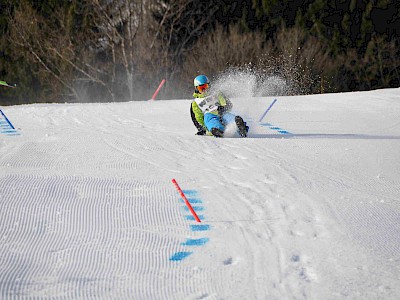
[1,88,400,299]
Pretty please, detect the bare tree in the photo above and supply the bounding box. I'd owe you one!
[274,26,337,94]
[182,23,267,79]
[8,2,81,101]
[149,0,218,96]
[8,0,156,102]
[87,0,146,100]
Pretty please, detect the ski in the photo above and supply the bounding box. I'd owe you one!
[0,81,16,88]
[235,116,248,137]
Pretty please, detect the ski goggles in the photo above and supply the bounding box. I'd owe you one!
[197,83,209,93]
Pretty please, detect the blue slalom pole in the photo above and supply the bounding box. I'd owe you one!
[0,109,16,129]
[258,98,277,122]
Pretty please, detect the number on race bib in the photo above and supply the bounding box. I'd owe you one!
[195,95,219,113]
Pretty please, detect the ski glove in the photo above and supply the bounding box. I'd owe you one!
[217,105,226,115]
[196,129,207,135]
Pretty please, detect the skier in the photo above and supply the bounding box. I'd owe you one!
[190,74,248,138]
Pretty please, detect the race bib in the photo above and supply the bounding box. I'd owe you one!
[195,95,219,113]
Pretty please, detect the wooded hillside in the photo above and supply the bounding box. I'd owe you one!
[1,0,399,104]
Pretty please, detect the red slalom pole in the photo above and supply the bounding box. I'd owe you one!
[172,179,201,223]
[151,79,166,100]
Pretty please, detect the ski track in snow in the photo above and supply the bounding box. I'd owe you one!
[0,88,400,299]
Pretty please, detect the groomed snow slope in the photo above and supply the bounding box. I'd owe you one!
[1,88,400,299]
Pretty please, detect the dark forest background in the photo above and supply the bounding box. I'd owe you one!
[0,0,399,105]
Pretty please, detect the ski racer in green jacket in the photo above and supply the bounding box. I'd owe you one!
[190,74,248,137]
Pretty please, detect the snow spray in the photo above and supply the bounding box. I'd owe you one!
[209,67,295,123]
[171,179,201,223]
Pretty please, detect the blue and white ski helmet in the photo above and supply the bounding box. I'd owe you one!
[194,75,210,87]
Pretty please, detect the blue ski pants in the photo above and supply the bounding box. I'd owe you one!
[204,112,236,132]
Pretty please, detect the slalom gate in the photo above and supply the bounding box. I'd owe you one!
[0,109,19,136]
[170,179,211,261]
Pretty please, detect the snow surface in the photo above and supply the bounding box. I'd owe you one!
[0,88,400,299]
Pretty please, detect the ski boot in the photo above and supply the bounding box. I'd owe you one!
[235,116,248,137]
[211,128,224,138]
